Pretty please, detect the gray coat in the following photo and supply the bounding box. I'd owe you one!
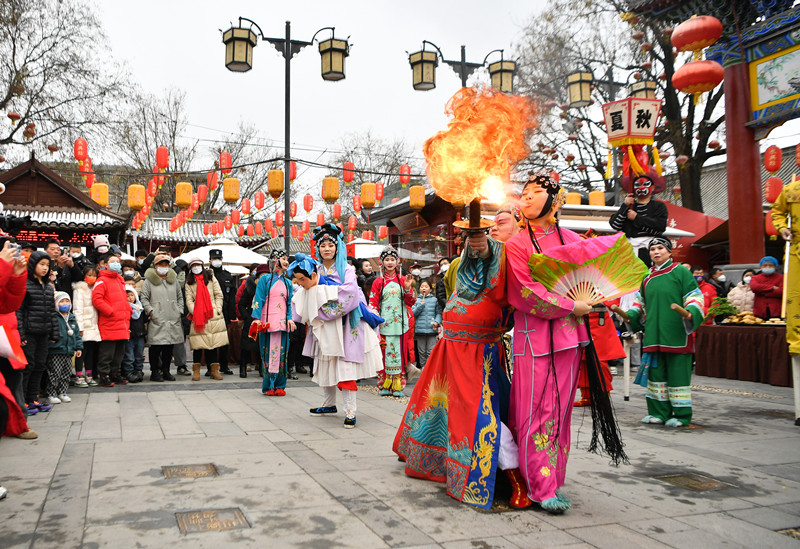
[140,267,185,345]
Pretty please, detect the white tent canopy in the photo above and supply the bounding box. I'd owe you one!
[175,238,267,275]
[351,237,385,259]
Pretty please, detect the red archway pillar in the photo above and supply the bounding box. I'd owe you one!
[724,62,764,264]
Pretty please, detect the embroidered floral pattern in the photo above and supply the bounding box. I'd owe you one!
[540,466,551,477]
[531,419,559,467]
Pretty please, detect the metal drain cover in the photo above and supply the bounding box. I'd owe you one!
[162,463,218,479]
[175,508,250,534]
[653,472,735,492]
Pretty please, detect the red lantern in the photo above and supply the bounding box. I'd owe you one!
[219,151,232,175]
[192,193,200,211]
[241,198,251,215]
[332,203,342,220]
[337,223,344,233]
[147,179,158,198]
[276,211,284,227]
[217,220,225,233]
[207,171,219,191]
[264,218,273,233]
[73,138,88,162]
[238,225,245,237]
[671,15,723,52]
[254,191,265,210]
[303,193,314,213]
[399,164,411,187]
[225,216,233,230]
[302,219,310,234]
[83,157,92,176]
[271,227,278,239]
[362,230,374,241]
[255,222,263,236]
[343,161,355,183]
[85,173,95,189]
[765,176,783,204]
[7,112,21,126]
[289,160,297,181]
[198,184,208,204]
[203,223,210,235]
[376,182,385,205]
[796,143,800,168]
[317,212,326,226]
[672,60,724,95]
[765,145,782,174]
[290,201,297,218]
[347,215,358,232]
[766,210,780,237]
[231,209,241,225]
[347,233,355,244]
[378,226,388,240]
[352,195,361,213]
[156,146,169,170]
[291,225,299,239]
[247,224,255,237]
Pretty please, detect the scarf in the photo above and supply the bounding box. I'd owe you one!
[192,274,214,333]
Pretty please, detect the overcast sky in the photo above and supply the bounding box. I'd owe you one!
[96,0,549,183]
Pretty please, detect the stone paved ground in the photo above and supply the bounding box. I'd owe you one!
[1,372,799,548]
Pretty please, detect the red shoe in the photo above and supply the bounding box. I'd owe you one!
[504,468,534,508]
[274,388,286,396]
[265,389,275,396]
[574,398,591,407]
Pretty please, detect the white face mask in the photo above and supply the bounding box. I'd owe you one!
[411,269,421,277]
[71,253,81,259]
[211,259,222,268]
[156,266,170,276]
[439,264,449,273]
[97,246,108,253]
[716,275,726,283]
[137,259,144,265]
[743,276,752,284]
[191,265,203,275]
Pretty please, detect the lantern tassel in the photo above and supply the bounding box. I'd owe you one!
[605,151,613,180]
[652,146,663,177]
[627,146,646,176]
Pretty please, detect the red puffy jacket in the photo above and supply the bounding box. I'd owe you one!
[92,269,130,340]
[0,257,28,369]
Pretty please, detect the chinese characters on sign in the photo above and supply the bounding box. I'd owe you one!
[601,98,662,147]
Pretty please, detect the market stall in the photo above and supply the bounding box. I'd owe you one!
[695,324,791,387]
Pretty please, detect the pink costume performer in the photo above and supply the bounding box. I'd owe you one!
[505,174,591,513]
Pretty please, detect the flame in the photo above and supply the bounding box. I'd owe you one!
[424,87,537,207]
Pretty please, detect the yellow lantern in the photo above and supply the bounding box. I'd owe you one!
[223,177,240,203]
[588,190,605,206]
[90,182,109,207]
[565,192,582,205]
[409,185,426,212]
[322,176,340,204]
[361,182,376,209]
[127,184,145,211]
[267,169,284,201]
[175,181,192,208]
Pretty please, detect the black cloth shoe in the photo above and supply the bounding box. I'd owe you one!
[162,372,176,381]
[309,406,337,416]
[150,370,164,382]
[205,369,211,377]
[220,366,234,375]
[295,365,307,374]
[110,374,128,386]
[239,366,247,378]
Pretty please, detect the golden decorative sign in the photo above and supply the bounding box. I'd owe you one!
[162,463,218,479]
[653,473,735,492]
[175,508,250,534]
[390,212,429,234]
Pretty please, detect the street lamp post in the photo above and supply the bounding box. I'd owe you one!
[222,17,349,252]
[407,41,516,92]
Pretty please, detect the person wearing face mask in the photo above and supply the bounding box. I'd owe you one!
[134,250,149,275]
[121,259,144,294]
[92,255,131,387]
[89,234,111,266]
[356,258,377,303]
[72,266,101,387]
[407,262,422,294]
[140,254,184,382]
[68,245,90,274]
[691,266,717,319]
[434,257,450,309]
[208,249,236,376]
[43,292,83,405]
[750,256,784,320]
[727,269,755,314]
[708,267,732,297]
[185,256,229,381]
[44,238,83,299]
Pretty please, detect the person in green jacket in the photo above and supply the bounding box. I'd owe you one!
[45,291,83,404]
[626,238,704,427]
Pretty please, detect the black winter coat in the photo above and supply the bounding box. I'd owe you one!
[211,266,237,325]
[238,276,258,351]
[17,251,59,342]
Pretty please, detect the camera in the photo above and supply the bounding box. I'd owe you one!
[10,242,21,259]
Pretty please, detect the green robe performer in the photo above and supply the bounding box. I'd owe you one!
[626,237,704,427]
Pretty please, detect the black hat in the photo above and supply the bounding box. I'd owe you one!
[209,248,223,259]
[648,237,672,252]
[410,262,421,268]
[19,241,35,251]
[173,259,188,272]
[269,249,288,260]
[312,223,342,244]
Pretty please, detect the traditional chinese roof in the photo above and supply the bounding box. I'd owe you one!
[4,206,125,229]
[251,236,311,255]
[128,217,271,245]
[626,0,774,29]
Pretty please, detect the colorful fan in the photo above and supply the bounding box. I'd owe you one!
[528,233,649,304]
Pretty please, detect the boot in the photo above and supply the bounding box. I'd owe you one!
[149,369,164,382]
[220,365,234,375]
[239,364,247,378]
[504,468,533,509]
[574,387,591,407]
[210,363,223,380]
[192,363,201,382]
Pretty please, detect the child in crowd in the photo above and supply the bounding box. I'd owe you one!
[72,266,100,386]
[45,292,83,404]
[412,279,441,371]
[123,286,146,383]
[17,251,58,414]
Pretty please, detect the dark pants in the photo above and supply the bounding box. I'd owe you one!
[193,348,218,366]
[22,333,49,403]
[218,345,229,369]
[0,358,25,416]
[149,344,174,375]
[97,340,126,377]
[78,341,99,378]
[122,336,145,376]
